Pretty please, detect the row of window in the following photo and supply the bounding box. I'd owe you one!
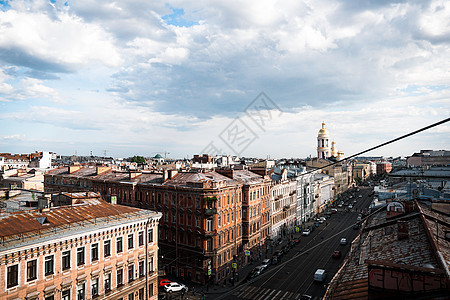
[6,230,154,288]
[6,256,154,291]
[24,281,153,300]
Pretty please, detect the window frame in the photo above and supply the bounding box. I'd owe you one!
[45,255,54,276]
[26,259,37,282]
[62,250,71,271]
[7,264,19,288]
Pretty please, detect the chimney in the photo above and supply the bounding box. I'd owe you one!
[163,169,178,181]
[129,170,142,179]
[397,221,409,240]
[96,166,111,175]
[69,164,82,174]
[215,168,234,179]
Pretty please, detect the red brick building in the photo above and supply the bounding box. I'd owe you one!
[0,193,161,300]
[44,166,271,284]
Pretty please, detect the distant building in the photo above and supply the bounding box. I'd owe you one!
[0,151,53,171]
[376,161,392,175]
[1,169,45,191]
[407,150,450,167]
[317,122,344,160]
[324,199,450,299]
[0,194,161,300]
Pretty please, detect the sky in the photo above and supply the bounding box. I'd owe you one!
[0,0,449,159]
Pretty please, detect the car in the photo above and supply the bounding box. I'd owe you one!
[273,250,283,258]
[332,250,342,258]
[338,204,343,208]
[302,228,311,236]
[356,188,360,192]
[294,238,301,244]
[318,218,324,223]
[163,282,188,293]
[359,195,363,198]
[271,256,279,264]
[159,279,172,288]
[348,204,353,209]
[314,269,327,282]
[320,217,326,222]
[262,259,271,267]
[340,238,347,245]
[300,295,313,300]
[331,208,338,213]
[254,265,265,274]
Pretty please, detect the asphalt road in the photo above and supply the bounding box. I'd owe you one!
[218,186,374,300]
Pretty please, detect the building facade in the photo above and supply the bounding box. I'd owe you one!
[270,169,297,240]
[0,194,161,300]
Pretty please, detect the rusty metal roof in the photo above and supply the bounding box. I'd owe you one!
[0,199,160,250]
[324,200,450,299]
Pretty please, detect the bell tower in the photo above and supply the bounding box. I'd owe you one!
[317,122,330,159]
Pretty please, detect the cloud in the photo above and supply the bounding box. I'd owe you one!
[0,0,449,157]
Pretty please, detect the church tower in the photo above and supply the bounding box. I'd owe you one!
[317,122,330,159]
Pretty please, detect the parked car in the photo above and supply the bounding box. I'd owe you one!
[254,265,265,274]
[340,238,347,245]
[300,295,313,300]
[332,250,342,258]
[271,256,279,265]
[294,238,301,244]
[348,204,353,209]
[338,204,343,208]
[159,279,172,288]
[331,208,338,213]
[262,258,271,267]
[359,194,363,198]
[163,282,188,293]
[302,228,311,236]
[320,217,326,222]
[273,250,283,258]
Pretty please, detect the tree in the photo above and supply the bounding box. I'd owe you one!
[129,155,146,164]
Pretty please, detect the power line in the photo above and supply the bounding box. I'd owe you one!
[303,116,450,176]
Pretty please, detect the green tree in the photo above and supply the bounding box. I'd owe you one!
[129,155,146,164]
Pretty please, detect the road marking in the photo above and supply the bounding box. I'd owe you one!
[261,289,277,300]
[238,286,257,299]
[272,290,283,299]
[251,287,269,299]
[279,291,290,299]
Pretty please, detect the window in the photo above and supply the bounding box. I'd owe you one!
[128,264,134,282]
[148,256,154,273]
[149,283,154,297]
[91,243,99,262]
[195,216,200,227]
[128,234,134,250]
[77,283,85,300]
[104,240,111,257]
[128,293,134,300]
[7,264,19,288]
[148,229,153,243]
[91,277,99,297]
[27,259,37,281]
[117,268,123,287]
[62,251,71,271]
[206,219,213,231]
[62,289,70,300]
[104,273,111,292]
[138,231,144,246]
[45,295,55,300]
[139,288,144,300]
[117,237,123,253]
[77,247,85,266]
[45,255,54,276]
[139,260,144,277]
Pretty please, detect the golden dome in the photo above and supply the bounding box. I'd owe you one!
[318,121,329,136]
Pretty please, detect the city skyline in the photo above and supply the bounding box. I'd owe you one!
[1,1,449,158]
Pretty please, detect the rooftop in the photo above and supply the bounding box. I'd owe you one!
[0,197,161,252]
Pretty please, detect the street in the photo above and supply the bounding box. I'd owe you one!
[215,187,374,300]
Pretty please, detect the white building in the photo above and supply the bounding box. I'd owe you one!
[286,167,316,225]
[270,169,297,240]
[313,173,335,214]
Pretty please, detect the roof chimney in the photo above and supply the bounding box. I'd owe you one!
[397,221,409,240]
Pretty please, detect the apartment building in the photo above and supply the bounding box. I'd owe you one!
[270,169,297,240]
[0,194,161,300]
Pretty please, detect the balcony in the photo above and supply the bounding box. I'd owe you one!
[204,208,217,215]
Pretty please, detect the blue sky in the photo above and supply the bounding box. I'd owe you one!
[0,0,449,159]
